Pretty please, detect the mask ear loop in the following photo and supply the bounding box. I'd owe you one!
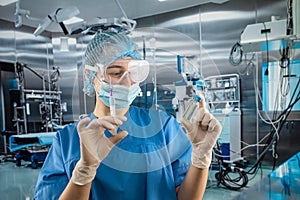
[94,75,103,90]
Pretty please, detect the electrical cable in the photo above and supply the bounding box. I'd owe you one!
[280,68,290,98]
[279,45,292,99]
[213,141,268,160]
[251,56,283,167]
[270,43,299,166]
[16,62,62,91]
[223,9,299,187]
[254,69,283,126]
[262,38,279,158]
[247,162,261,182]
[246,85,300,174]
[233,52,255,76]
[271,79,300,169]
[262,22,269,76]
[50,66,61,83]
[259,22,281,164]
[286,0,293,35]
[210,78,279,162]
[272,97,299,169]
[17,62,48,83]
[262,24,287,164]
[229,42,243,66]
[240,53,299,175]
[214,141,249,190]
[279,47,290,69]
[259,25,277,147]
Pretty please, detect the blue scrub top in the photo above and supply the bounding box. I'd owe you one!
[34,106,192,200]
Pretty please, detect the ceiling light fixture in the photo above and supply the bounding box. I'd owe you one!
[33,6,80,36]
[63,16,84,25]
[62,0,136,35]
[0,0,18,6]
[14,0,31,27]
[14,0,48,28]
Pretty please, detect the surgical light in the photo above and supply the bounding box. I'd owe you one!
[60,0,136,35]
[33,16,52,36]
[63,16,84,25]
[33,6,80,36]
[0,0,18,6]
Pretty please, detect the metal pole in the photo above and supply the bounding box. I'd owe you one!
[256,52,259,160]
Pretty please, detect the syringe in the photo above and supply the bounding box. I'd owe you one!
[109,86,116,117]
[109,82,117,135]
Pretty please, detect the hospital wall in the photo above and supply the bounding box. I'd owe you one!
[134,0,300,162]
[0,20,87,130]
[134,0,300,164]
[0,0,299,164]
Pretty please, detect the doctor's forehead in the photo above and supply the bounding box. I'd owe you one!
[107,57,133,67]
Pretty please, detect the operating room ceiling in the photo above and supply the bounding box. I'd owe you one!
[0,0,230,33]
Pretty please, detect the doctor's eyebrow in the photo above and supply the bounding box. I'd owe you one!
[107,65,123,69]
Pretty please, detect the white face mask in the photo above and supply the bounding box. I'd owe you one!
[98,81,141,109]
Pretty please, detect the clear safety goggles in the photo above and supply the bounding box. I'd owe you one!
[86,59,150,84]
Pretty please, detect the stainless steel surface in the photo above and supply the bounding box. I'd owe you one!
[52,36,81,121]
[261,111,300,121]
[0,20,16,62]
[233,152,300,200]
[0,0,230,33]
[132,0,299,164]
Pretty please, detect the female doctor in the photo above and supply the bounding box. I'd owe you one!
[34,31,222,200]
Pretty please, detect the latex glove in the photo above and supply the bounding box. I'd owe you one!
[180,96,222,169]
[72,115,128,185]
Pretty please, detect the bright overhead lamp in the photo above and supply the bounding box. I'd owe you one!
[59,16,84,35]
[33,16,53,36]
[0,0,18,6]
[56,0,136,35]
[63,16,84,25]
[55,6,80,23]
[60,18,85,35]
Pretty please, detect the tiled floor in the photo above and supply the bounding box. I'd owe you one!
[0,156,272,200]
[0,158,40,200]
[203,167,272,199]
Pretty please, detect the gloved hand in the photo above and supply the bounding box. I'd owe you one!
[180,96,222,169]
[72,115,128,185]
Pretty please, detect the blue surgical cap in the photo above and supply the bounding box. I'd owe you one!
[83,31,141,96]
